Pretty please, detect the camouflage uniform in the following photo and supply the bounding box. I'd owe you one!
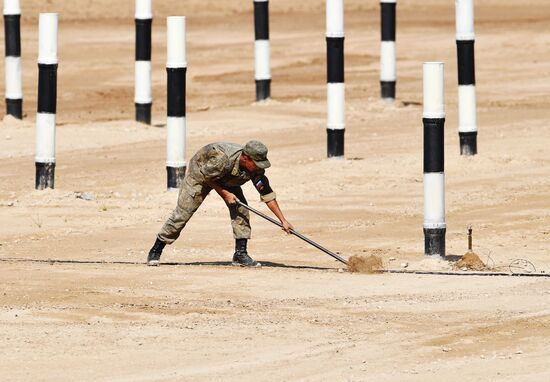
[157,142,276,244]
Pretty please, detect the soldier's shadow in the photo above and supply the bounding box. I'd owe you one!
[169,261,332,271]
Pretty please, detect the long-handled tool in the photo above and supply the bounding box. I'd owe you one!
[237,201,348,266]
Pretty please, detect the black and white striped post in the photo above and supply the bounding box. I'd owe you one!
[35,13,58,190]
[326,0,345,158]
[455,0,477,155]
[135,0,152,124]
[166,16,187,190]
[4,0,22,119]
[423,62,446,257]
[254,0,270,101]
[380,0,396,102]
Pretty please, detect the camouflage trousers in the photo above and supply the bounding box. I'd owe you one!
[157,180,251,244]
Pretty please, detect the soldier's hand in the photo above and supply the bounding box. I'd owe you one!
[281,220,294,234]
[224,193,239,205]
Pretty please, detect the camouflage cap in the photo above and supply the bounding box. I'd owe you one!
[243,140,271,169]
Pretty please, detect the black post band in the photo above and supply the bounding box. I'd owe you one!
[326,37,344,83]
[135,18,152,61]
[456,40,475,85]
[4,14,21,56]
[255,79,271,101]
[423,118,445,173]
[380,3,396,41]
[380,81,396,99]
[424,228,446,257]
[254,1,269,40]
[37,64,58,114]
[35,162,55,190]
[167,68,186,117]
[6,98,22,119]
[135,103,151,124]
[327,129,345,158]
[167,166,186,190]
[459,131,477,156]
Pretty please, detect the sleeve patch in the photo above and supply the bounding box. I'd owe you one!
[253,174,273,196]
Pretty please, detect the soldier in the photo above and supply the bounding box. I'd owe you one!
[147,140,294,267]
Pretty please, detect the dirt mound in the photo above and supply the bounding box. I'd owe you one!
[347,255,384,274]
[414,256,452,271]
[454,252,487,271]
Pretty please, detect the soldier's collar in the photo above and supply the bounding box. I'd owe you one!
[231,153,242,176]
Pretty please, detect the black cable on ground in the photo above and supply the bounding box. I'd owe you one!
[382,269,550,278]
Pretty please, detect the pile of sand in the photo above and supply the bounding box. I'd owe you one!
[454,252,487,271]
[414,256,453,271]
[347,255,384,274]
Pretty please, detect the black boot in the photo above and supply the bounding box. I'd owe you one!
[147,238,166,266]
[232,239,261,267]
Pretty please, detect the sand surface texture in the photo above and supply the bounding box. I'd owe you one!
[1,0,549,380]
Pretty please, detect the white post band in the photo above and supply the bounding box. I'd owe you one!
[458,85,477,133]
[135,0,152,19]
[166,117,186,167]
[38,13,58,65]
[326,0,345,37]
[134,61,152,103]
[5,56,22,98]
[327,83,345,130]
[423,62,445,119]
[254,40,271,80]
[455,0,474,40]
[167,16,186,68]
[35,113,56,163]
[380,41,396,82]
[423,173,446,229]
[3,0,20,15]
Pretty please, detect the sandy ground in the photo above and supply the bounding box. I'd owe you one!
[0,0,549,380]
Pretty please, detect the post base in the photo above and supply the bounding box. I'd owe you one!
[459,131,477,156]
[6,98,23,119]
[424,227,446,257]
[167,166,186,190]
[255,79,271,102]
[35,162,55,190]
[135,103,152,125]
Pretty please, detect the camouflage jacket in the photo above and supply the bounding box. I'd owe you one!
[186,142,276,203]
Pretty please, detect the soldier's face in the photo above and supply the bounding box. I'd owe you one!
[240,155,259,173]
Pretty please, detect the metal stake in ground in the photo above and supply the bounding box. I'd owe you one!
[135,0,152,124]
[380,0,396,102]
[254,0,271,101]
[456,0,477,155]
[166,16,187,190]
[423,62,446,256]
[326,0,345,158]
[4,0,22,119]
[35,13,58,190]
[237,201,348,266]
